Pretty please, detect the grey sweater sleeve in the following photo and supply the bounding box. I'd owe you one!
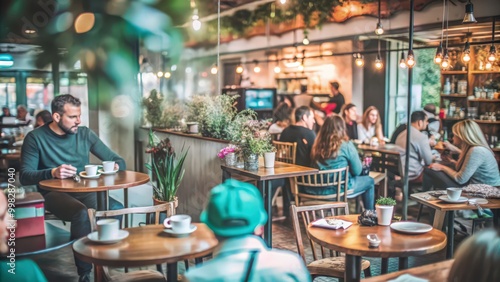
[442,147,481,184]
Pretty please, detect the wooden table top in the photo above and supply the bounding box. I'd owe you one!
[307,215,447,258]
[410,191,500,211]
[39,170,149,193]
[73,223,218,267]
[221,161,319,181]
[362,259,454,282]
[15,222,73,257]
[358,144,403,156]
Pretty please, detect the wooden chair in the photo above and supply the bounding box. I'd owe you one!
[290,203,371,281]
[271,141,297,219]
[88,203,176,282]
[292,167,350,206]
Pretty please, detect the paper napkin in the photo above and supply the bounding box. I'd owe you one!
[311,218,353,230]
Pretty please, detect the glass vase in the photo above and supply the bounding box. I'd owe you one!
[225,152,237,166]
[244,153,259,171]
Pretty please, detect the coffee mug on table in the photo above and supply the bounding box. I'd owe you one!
[102,161,115,172]
[163,215,191,233]
[85,165,98,176]
[447,188,462,201]
[97,218,119,240]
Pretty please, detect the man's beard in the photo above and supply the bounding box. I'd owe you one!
[57,120,78,134]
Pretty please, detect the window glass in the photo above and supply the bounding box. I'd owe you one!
[26,76,54,113]
[0,77,16,110]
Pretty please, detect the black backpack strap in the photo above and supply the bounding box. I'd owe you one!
[243,251,259,282]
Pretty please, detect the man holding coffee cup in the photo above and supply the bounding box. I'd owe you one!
[184,179,310,282]
[19,94,125,282]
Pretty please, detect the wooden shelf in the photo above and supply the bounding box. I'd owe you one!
[275,76,308,80]
[469,99,500,102]
[470,70,500,74]
[472,120,500,124]
[440,94,467,97]
[441,71,467,75]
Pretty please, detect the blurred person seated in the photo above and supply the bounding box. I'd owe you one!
[305,115,375,210]
[423,120,500,190]
[341,103,359,140]
[395,111,434,183]
[269,102,292,138]
[1,106,14,123]
[183,179,311,282]
[447,228,500,282]
[423,103,440,138]
[35,110,53,128]
[357,106,385,145]
[279,106,316,167]
[0,192,47,282]
[19,94,126,282]
[16,105,35,125]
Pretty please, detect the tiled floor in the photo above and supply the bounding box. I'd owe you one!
[30,202,482,282]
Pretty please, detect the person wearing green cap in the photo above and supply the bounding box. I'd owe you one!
[184,179,311,282]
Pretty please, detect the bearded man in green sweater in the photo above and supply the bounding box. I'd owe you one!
[20,94,126,282]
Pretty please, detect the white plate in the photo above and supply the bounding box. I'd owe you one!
[98,169,118,175]
[469,198,488,205]
[438,195,468,203]
[390,222,433,234]
[87,230,129,244]
[164,224,197,238]
[79,171,101,179]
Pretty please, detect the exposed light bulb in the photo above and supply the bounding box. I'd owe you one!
[441,55,449,69]
[406,50,416,68]
[280,0,287,4]
[434,46,443,64]
[488,45,496,62]
[399,51,406,69]
[375,22,384,35]
[164,72,171,78]
[302,37,309,45]
[157,71,163,77]
[463,53,471,63]
[192,9,201,31]
[462,41,471,63]
[236,65,243,74]
[298,64,304,71]
[210,65,218,75]
[254,65,261,73]
[274,66,281,73]
[354,54,364,67]
[485,61,492,70]
[375,55,383,70]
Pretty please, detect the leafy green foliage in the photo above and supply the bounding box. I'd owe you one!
[414,48,441,108]
[376,197,397,206]
[145,130,189,202]
[143,89,165,128]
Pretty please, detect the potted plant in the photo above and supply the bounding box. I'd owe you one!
[238,119,273,170]
[263,144,277,168]
[142,89,165,128]
[145,130,189,207]
[217,144,240,166]
[375,197,397,226]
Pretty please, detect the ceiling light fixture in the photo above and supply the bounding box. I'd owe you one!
[485,61,492,70]
[441,0,450,70]
[253,60,261,73]
[435,0,446,64]
[274,65,281,73]
[406,50,416,68]
[399,51,407,69]
[191,0,201,31]
[462,0,477,24]
[462,40,471,62]
[236,64,243,74]
[441,49,450,69]
[280,0,287,4]
[375,35,383,70]
[210,64,218,74]
[375,0,384,35]
[488,17,496,62]
[354,53,364,67]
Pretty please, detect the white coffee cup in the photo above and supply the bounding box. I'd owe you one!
[102,161,115,172]
[85,165,98,176]
[97,219,119,240]
[447,188,462,201]
[163,215,191,233]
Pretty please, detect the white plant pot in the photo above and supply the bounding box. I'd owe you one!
[264,152,276,168]
[376,205,394,226]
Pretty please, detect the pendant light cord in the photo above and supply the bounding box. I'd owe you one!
[217,0,221,95]
[445,0,449,50]
[440,0,445,46]
[378,0,381,24]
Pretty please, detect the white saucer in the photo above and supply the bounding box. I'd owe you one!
[390,222,433,234]
[438,195,468,203]
[98,169,118,175]
[469,198,488,205]
[164,225,197,237]
[87,230,129,244]
[79,171,101,179]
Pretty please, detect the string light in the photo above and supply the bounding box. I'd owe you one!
[210,64,218,75]
[375,54,383,70]
[156,71,163,77]
[192,9,201,31]
[279,0,287,4]
[164,72,171,78]
[274,66,281,73]
[253,60,261,73]
[235,64,243,74]
[375,0,384,35]
[354,53,364,67]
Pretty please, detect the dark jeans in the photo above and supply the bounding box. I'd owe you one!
[422,167,464,190]
[44,192,123,275]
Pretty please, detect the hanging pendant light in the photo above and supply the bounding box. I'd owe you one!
[302,30,310,45]
[434,45,443,64]
[488,17,496,62]
[375,54,383,70]
[462,0,477,24]
[399,51,407,69]
[236,64,243,74]
[210,64,218,75]
[435,0,446,65]
[462,40,471,62]
[274,65,281,73]
[406,50,416,68]
[485,61,492,70]
[375,0,384,35]
[253,60,261,73]
[441,49,450,69]
[354,53,364,67]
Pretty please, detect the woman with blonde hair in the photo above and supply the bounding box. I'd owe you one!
[357,106,385,144]
[304,115,375,209]
[423,120,500,189]
[447,228,500,282]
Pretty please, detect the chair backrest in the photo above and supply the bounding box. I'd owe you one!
[292,167,349,206]
[88,202,176,231]
[290,203,349,263]
[369,151,402,177]
[273,141,297,164]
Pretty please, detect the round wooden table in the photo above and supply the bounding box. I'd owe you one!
[39,170,149,210]
[307,215,447,282]
[15,222,72,258]
[73,223,218,282]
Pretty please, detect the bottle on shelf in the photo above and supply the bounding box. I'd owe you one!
[443,78,451,95]
[448,102,456,117]
[450,76,456,94]
[443,127,448,141]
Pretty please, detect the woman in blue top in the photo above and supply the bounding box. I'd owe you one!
[304,115,375,210]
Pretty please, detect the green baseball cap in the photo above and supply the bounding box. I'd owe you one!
[201,179,268,237]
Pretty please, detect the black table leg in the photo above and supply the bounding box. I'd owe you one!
[167,262,177,281]
[195,257,203,265]
[493,209,499,227]
[446,211,454,259]
[398,257,408,270]
[381,258,389,274]
[96,191,107,211]
[258,180,272,248]
[345,254,361,282]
